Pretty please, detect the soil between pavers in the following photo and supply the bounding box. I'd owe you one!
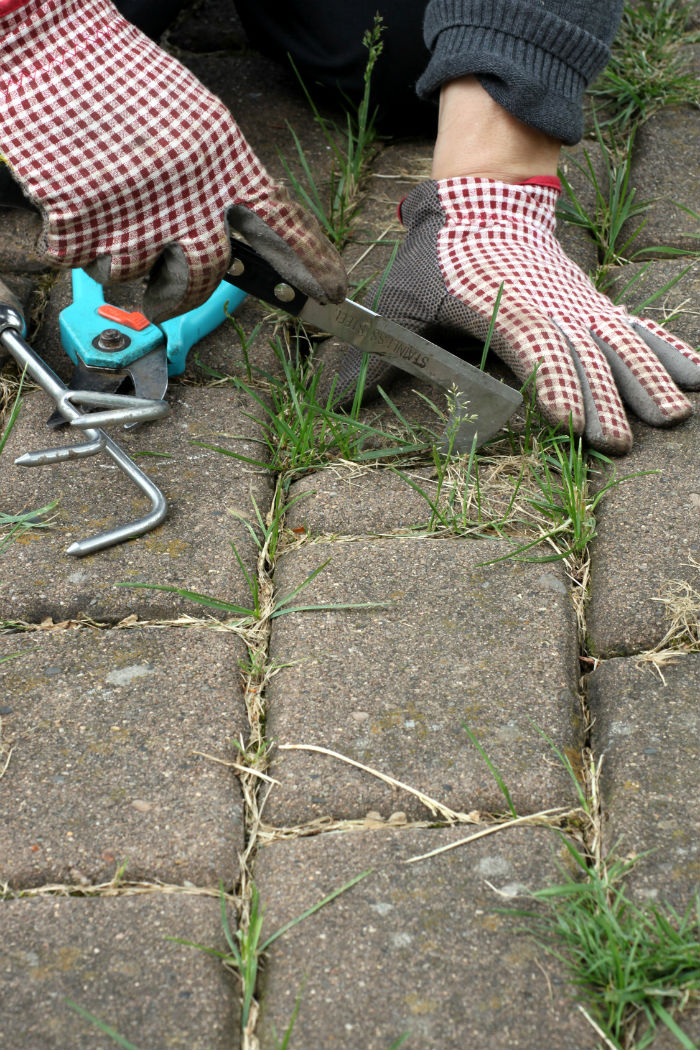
[264,536,582,825]
[254,826,594,1050]
[586,392,700,658]
[587,653,700,912]
[0,626,247,887]
[0,386,272,622]
[1,893,239,1050]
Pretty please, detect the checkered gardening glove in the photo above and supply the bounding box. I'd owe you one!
[0,0,346,320]
[329,177,700,455]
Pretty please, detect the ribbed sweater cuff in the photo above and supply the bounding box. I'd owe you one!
[417,0,616,144]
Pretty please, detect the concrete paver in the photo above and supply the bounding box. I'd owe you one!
[255,826,594,1050]
[587,654,700,911]
[1,894,239,1050]
[0,386,272,622]
[0,626,247,887]
[2,1,699,1046]
[628,106,700,256]
[586,393,699,657]
[286,465,438,536]
[265,537,582,824]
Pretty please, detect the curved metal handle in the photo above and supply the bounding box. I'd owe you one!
[0,319,168,556]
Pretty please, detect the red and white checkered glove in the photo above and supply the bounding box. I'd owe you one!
[333,178,700,454]
[0,0,346,320]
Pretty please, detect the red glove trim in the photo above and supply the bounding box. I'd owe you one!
[0,0,31,16]
[519,176,562,190]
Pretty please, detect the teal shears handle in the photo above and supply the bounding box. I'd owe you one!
[60,270,247,375]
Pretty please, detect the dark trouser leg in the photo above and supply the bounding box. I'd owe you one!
[419,0,625,144]
[233,0,436,136]
[112,0,189,39]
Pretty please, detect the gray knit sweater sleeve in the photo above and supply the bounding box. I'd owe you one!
[416,0,624,144]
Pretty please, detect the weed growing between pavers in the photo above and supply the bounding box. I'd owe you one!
[170,871,372,1045]
[588,0,700,133]
[0,373,57,554]
[507,845,700,1050]
[279,14,385,250]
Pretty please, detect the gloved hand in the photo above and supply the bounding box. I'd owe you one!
[328,177,700,455]
[0,0,346,321]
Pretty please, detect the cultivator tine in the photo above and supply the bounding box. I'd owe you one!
[1,282,168,556]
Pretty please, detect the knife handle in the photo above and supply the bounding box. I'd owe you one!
[224,240,307,316]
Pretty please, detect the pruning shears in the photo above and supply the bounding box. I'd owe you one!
[1,241,521,557]
[56,269,247,407]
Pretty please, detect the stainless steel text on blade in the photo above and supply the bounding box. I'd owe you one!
[300,297,521,448]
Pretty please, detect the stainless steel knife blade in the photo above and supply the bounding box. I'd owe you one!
[225,242,522,450]
[300,296,522,449]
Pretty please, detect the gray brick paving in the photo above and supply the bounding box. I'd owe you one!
[255,827,594,1050]
[628,106,700,256]
[0,627,246,888]
[264,537,582,824]
[586,393,699,657]
[588,654,700,912]
[0,386,272,622]
[1,894,239,1049]
[2,2,699,1047]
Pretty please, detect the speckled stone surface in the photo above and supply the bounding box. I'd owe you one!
[586,393,700,658]
[1,894,239,1050]
[627,106,700,256]
[255,826,594,1050]
[0,626,246,887]
[264,536,582,824]
[0,386,273,622]
[587,654,700,911]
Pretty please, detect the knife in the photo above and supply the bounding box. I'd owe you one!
[224,241,521,449]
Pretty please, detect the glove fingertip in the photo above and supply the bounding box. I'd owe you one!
[633,319,700,389]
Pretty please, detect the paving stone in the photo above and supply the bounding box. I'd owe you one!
[286,465,437,536]
[1,893,238,1049]
[255,826,593,1050]
[627,107,700,256]
[0,386,273,622]
[587,654,700,912]
[167,0,247,53]
[586,393,700,657]
[610,258,700,347]
[0,626,246,887]
[264,537,582,824]
[0,207,48,274]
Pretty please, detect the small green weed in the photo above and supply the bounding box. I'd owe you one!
[461,723,699,1050]
[117,487,388,624]
[171,870,373,1033]
[511,844,700,1050]
[195,334,438,478]
[280,15,384,248]
[558,124,655,292]
[0,374,56,555]
[589,0,700,133]
[64,1000,139,1050]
